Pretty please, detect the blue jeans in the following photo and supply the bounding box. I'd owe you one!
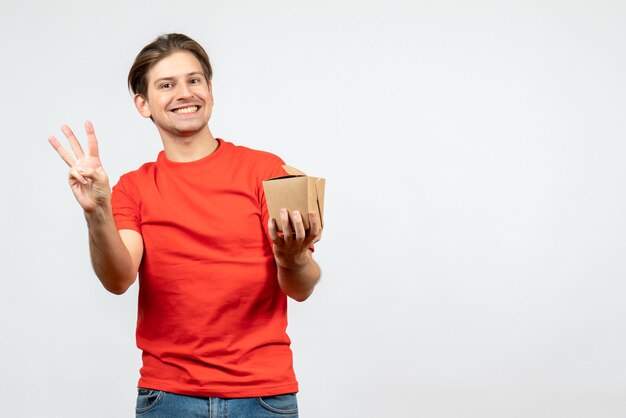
[135,389,299,418]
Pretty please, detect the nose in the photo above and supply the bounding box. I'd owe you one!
[177,82,193,99]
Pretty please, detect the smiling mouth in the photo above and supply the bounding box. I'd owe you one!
[172,106,199,114]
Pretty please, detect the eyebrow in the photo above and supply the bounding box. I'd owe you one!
[153,72,205,86]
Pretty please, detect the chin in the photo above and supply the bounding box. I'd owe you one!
[171,124,208,137]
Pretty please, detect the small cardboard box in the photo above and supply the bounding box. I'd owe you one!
[263,165,325,232]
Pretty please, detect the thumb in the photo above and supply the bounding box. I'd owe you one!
[76,165,95,177]
[77,165,108,183]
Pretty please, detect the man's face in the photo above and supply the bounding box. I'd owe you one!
[135,51,213,139]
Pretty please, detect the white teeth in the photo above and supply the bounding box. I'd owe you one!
[173,106,198,114]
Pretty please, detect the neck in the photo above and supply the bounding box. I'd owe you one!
[160,126,219,162]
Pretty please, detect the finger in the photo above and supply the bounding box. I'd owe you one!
[61,124,85,159]
[280,208,293,242]
[76,165,96,178]
[291,210,305,241]
[268,217,279,242]
[69,167,88,185]
[85,121,100,157]
[48,135,76,167]
[308,212,322,244]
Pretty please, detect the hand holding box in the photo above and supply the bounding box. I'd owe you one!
[263,165,325,232]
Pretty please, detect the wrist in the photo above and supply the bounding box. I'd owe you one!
[276,251,310,271]
[84,200,113,224]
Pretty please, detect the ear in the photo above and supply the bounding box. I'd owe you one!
[134,94,152,118]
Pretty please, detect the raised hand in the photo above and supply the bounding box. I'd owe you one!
[268,209,322,268]
[268,209,322,301]
[48,121,111,213]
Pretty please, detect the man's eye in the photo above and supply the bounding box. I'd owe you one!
[190,79,200,84]
[161,83,173,89]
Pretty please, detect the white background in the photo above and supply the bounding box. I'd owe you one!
[1,1,626,417]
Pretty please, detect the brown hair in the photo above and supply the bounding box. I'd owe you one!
[128,33,213,98]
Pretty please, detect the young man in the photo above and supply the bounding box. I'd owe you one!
[49,33,321,417]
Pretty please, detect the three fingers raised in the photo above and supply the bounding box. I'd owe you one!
[48,121,99,168]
